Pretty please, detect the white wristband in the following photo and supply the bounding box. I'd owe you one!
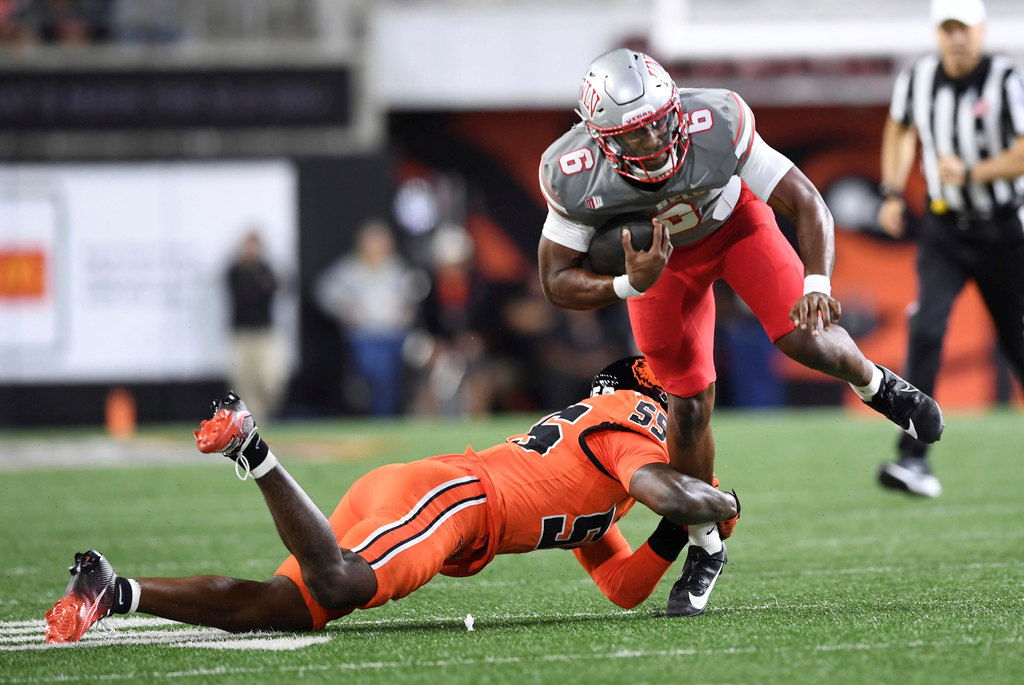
[613,274,644,299]
[803,274,831,296]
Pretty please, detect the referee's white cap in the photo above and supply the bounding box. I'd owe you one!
[931,0,987,27]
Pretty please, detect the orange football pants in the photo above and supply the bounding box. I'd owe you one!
[275,459,489,629]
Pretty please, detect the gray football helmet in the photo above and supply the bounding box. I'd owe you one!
[577,49,687,183]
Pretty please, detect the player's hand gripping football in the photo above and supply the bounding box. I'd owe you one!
[622,219,672,293]
[788,291,841,336]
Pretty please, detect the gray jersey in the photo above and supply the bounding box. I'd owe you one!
[540,88,794,252]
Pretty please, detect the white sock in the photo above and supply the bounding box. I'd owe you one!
[115,577,141,614]
[850,365,883,401]
[688,522,723,555]
[249,449,278,479]
[126,578,141,614]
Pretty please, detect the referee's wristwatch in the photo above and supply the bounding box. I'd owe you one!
[879,183,904,201]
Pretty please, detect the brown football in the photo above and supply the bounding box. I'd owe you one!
[587,214,655,276]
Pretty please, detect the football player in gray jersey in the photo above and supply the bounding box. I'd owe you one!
[537,49,946,617]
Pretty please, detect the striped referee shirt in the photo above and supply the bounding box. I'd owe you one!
[891,55,1024,215]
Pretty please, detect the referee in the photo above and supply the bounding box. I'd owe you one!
[877,0,1024,497]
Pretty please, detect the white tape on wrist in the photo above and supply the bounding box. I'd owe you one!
[803,274,831,296]
[613,274,644,299]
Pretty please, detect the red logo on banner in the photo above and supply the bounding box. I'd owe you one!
[0,250,46,298]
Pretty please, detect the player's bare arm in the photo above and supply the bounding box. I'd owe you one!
[767,167,841,333]
[538,237,619,310]
[628,462,738,526]
[538,220,670,310]
[878,117,919,237]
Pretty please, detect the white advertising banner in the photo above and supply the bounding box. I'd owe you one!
[0,162,298,383]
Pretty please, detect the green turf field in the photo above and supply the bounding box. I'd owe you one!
[2,409,1022,684]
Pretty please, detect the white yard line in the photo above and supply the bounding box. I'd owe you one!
[1,636,1020,682]
[0,616,178,630]
[10,556,1022,604]
[1,628,236,651]
[4,586,1022,640]
[172,636,330,651]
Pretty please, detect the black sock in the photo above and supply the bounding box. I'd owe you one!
[647,517,689,562]
[240,431,269,469]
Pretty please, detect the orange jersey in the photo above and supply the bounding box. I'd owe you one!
[278,389,676,628]
[434,389,670,561]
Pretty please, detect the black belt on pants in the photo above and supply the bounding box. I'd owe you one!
[927,202,1023,243]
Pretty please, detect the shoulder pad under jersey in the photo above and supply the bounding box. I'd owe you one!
[679,87,757,173]
[539,125,643,226]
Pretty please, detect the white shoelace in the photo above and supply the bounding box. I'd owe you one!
[234,454,253,481]
[229,425,261,481]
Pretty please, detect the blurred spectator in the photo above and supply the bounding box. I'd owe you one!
[110,0,182,43]
[225,230,288,422]
[407,224,492,417]
[315,219,420,416]
[486,280,634,412]
[6,0,112,44]
[0,0,33,44]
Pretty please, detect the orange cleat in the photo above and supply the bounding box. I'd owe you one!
[45,551,117,643]
[193,392,255,456]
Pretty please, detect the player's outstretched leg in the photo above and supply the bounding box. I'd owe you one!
[776,327,944,444]
[195,392,377,614]
[44,393,378,643]
[44,550,313,641]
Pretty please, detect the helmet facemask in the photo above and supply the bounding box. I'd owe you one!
[588,97,688,183]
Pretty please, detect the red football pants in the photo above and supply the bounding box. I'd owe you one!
[628,183,803,397]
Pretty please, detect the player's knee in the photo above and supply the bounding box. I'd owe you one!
[669,393,712,432]
[304,553,377,611]
[304,573,349,611]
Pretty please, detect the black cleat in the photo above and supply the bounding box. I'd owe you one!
[864,366,944,444]
[665,544,727,617]
[878,456,942,498]
[45,550,118,643]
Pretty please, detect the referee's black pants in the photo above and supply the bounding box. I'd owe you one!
[900,208,1024,459]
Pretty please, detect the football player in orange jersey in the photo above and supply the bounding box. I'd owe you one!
[44,357,739,643]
